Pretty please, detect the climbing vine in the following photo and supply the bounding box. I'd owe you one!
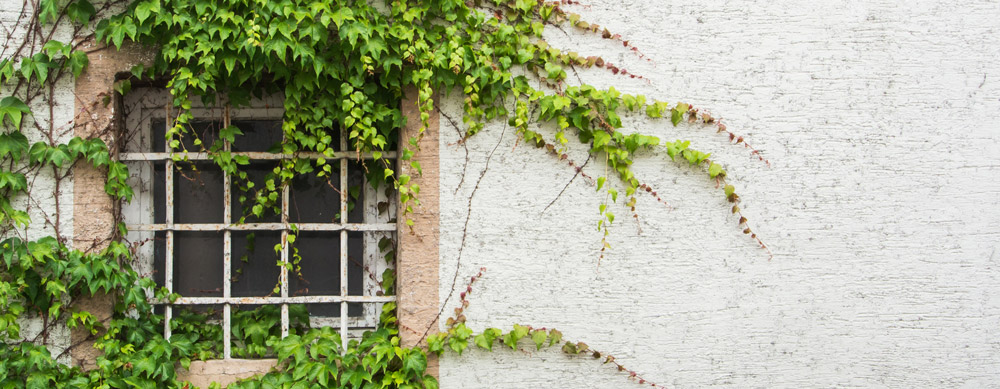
[0,0,770,387]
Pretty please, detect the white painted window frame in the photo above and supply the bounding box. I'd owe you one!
[120,88,396,358]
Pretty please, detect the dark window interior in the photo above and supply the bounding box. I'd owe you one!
[152,118,366,317]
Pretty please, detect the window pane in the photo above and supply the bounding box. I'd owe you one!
[356,231,396,298]
[151,118,166,152]
[288,231,340,296]
[347,161,365,223]
[289,172,341,223]
[287,231,363,299]
[231,231,281,297]
[231,162,281,223]
[152,119,223,151]
[153,231,166,287]
[174,162,225,223]
[172,231,224,297]
[305,303,363,320]
[231,120,282,152]
[346,231,364,296]
[153,162,166,224]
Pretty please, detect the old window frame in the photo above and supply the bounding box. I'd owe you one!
[119,88,397,358]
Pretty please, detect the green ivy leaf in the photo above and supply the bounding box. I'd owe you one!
[708,162,724,178]
[0,97,31,129]
[646,101,668,118]
[423,375,439,389]
[0,132,29,160]
[447,333,468,354]
[531,330,547,350]
[67,0,96,25]
[426,333,445,355]
[38,0,59,24]
[402,350,427,374]
[473,328,501,351]
[28,142,48,164]
[134,0,161,23]
[548,329,562,346]
[502,324,530,350]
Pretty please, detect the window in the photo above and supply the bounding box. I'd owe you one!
[119,88,397,358]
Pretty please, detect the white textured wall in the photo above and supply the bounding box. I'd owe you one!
[438,1,1000,387]
[2,0,76,361]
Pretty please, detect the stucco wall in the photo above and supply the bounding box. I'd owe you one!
[2,0,77,362]
[437,1,1000,387]
[4,0,1000,387]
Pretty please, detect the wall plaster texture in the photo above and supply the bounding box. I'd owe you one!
[1,0,78,363]
[437,1,1000,388]
[2,0,999,387]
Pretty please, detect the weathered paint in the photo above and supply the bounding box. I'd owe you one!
[117,151,396,161]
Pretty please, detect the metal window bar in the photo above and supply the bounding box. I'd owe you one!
[119,151,396,161]
[164,105,174,340]
[132,105,396,360]
[280,167,290,340]
[222,106,232,359]
[126,223,395,232]
[339,130,349,353]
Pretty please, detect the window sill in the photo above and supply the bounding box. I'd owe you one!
[177,358,278,388]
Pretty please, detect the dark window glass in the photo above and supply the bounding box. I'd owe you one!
[288,231,340,296]
[347,161,365,223]
[169,231,224,297]
[305,303,363,320]
[153,162,166,224]
[174,162,224,223]
[345,231,364,296]
[289,173,341,223]
[152,119,166,152]
[146,111,385,321]
[153,119,223,151]
[153,231,166,287]
[288,232,361,297]
[232,120,283,152]
[231,162,281,223]
[231,231,281,297]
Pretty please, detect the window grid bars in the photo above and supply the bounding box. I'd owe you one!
[339,131,349,353]
[126,223,395,232]
[223,106,232,359]
[118,151,396,161]
[280,168,290,341]
[164,105,174,341]
[137,106,394,360]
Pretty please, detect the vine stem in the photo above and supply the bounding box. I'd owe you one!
[541,153,591,213]
[439,109,470,194]
[418,110,508,345]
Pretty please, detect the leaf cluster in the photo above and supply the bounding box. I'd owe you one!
[0,0,769,387]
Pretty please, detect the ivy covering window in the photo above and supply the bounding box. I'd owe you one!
[120,88,397,358]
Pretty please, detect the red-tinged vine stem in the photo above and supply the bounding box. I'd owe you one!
[687,107,771,167]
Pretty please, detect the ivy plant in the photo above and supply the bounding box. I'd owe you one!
[0,0,770,387]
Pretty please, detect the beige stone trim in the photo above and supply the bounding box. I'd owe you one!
[177,359,278,388]
[70,43,441,378]
[70,40,153,370]
[397,87,440,375]
[73,41,154,251]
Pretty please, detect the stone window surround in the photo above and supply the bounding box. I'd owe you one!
[71,41,440,386]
